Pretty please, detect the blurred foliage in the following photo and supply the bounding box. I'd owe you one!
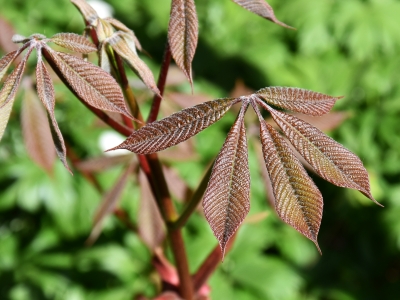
[1,0,400,299]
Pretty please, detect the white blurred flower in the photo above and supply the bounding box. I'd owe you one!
[99,131,130,156]
[88,0,114,18]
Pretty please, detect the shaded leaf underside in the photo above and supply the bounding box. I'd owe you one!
[71,0,99,25]
[50,33,97,54]
[267,107,379,205]
[259,119,322,250]
[36,59,71,172]
[22,85,56,173]
[203,104,250,257]
[0,56,28,141]
[107,34,160,95]
[0,50,20,82]
[256,86,342,116]
[111,97,236,154]
[104,17,143,51]
[168,0,198,84]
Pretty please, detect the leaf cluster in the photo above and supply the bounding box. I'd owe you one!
[113,86,378,254]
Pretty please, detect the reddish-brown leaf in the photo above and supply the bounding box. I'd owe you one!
[168,0,198,85]
[110,97,236,154]
[36,59,71,172]
[21,83,56,174]
[0,54,29,141]
[256,87,342,116]
[0,50,23,82]
[138,171,166,251]
[231,0,294,29]
[203,104,250,258]
[267,106,380,205]
[50,33,97,54]
[259,119,323,251]
[87,162,134,245]
[107,33,160,96]
[43,48,133,118]
[70,0,99,25]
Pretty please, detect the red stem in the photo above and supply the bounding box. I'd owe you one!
[147,42,172,123]
[192,234,237,292]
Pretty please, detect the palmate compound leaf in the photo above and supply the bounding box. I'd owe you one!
[203,103,250,258]
[266,105,381,206]
[110,97,237,155]
[231,0,294,29]
[106,33,160,96]
[168,0,198,85]
[256,87,343,116]
[21,81,56,174]
[42,47,133,119]
[0,52,30,141]
[258,116,323,251]
[50,33,97,54]
[36,58,71,172]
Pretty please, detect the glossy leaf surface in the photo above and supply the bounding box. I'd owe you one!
[203,105,250,257]
[268,106,379,204]
[256,87,342,116]
[44,49,133,118]
[168,0,198,84]
[259,120,323,250]
[111,98,236,155]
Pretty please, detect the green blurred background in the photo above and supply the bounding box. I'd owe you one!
[1,0,400,299]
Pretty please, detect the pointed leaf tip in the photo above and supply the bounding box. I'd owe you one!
[113,97,235,154]
[203,104,250,259]
[314,240,322,255]
[256,87,341,116]
[266,106,377,205]
[168,0,198,84]
[36,59,72,173]
[258,116,323,245]
[232,0,294,29]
